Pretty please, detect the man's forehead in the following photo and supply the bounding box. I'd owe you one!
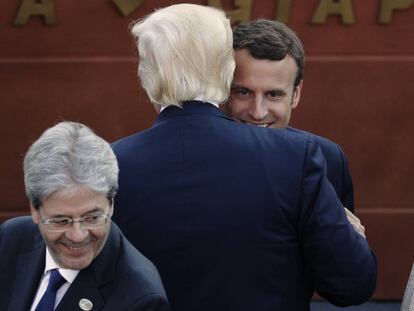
[236,47,292,60]
[233,49,298,87]
[40,187,109,216]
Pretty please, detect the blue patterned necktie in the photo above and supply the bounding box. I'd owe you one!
[35,269,66,311]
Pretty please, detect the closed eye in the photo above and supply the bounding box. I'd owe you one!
[82,215,106,224]
[48,218,71,225]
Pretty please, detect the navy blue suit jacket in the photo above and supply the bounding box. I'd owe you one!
[0,217,169,311]
[112,101,376,311]
[288,127,354,212]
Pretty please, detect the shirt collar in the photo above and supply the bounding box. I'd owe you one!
[45,247,79,284]
[160,96,219,112]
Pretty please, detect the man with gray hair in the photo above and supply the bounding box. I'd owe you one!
[112,3,376,310]
[0,122,169,311]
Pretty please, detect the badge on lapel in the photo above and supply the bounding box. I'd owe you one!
[79,298,93,311]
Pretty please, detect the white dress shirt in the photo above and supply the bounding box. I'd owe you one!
[30,248,79,311]
[159,96,220,112]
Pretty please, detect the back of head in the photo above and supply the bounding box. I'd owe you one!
[24,121,119,209]
[233,19,304,86]
[131,4,235,107]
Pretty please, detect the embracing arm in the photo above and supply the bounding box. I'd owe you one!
[298,138,376,306]
[337,144,355,213]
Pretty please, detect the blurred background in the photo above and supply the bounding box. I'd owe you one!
[1,0,413,308]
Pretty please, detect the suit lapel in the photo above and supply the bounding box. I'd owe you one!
[56,269,104,311]
[9,238,45,311]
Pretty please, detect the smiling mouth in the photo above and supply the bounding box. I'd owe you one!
[61,239,93,253]
[243,121,273,128]
[62,244,90,257]
[67,245,86,250]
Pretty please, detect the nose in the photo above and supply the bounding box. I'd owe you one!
[248,95,267,120]
[64,222,89,243]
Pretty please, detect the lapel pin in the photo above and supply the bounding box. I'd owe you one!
[79,298,93,311]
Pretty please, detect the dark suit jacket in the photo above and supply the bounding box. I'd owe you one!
[288,127,354,212]
[0,217,169,311]
[112,101,376,311]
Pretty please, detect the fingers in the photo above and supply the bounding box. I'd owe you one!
[345,208,366,239]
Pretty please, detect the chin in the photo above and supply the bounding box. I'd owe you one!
[58,253,95,270]
[62,258,93,270]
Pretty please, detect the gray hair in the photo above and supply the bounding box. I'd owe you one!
[24,121,119,209]
[131,3,235,107]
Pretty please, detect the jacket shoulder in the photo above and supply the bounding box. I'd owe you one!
[288,127,342,154]
[0,216,36,240]
[108,224,168,302]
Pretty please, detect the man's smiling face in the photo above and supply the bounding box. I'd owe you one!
[31,186,113,270]
[226,48,302,129]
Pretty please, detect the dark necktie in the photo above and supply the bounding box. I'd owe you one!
[35,269,66,311]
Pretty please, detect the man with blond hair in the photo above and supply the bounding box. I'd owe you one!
[112,4,376,310]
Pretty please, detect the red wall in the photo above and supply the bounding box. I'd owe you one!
[1,0,413,299]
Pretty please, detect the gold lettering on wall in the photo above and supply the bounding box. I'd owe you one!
[379,0,414,23]
[208,0,252,24]
[14,0,57,26]
[312,0,355,24]
[275,0,291,23]
[10,0,412,27]
[111,0,145,17]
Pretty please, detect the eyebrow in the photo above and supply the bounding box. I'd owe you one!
[46,207,106,218]
[83,208,106,215]
[266,89,287,96]
[231,84,287,95]
[230,84,248,90]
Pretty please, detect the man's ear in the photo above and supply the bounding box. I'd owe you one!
[153,103,161,114]
[108,202,114,217]
[30,203,40,224]
[291,79,303,109]
[219,102,226,113]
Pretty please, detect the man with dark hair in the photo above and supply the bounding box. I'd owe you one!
[0,122,169,311]
[227,19,355,212]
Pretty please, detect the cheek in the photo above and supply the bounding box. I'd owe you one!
[40,231,64,252]
[92,227,110,244]
[268,106,285,118]
[227,100,247,115]
[47,232,64,244]
[93,230,110,255]
[270,103,291,117]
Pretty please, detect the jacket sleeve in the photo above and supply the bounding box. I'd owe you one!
[298,137,376,306]
[337,144,355,213]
